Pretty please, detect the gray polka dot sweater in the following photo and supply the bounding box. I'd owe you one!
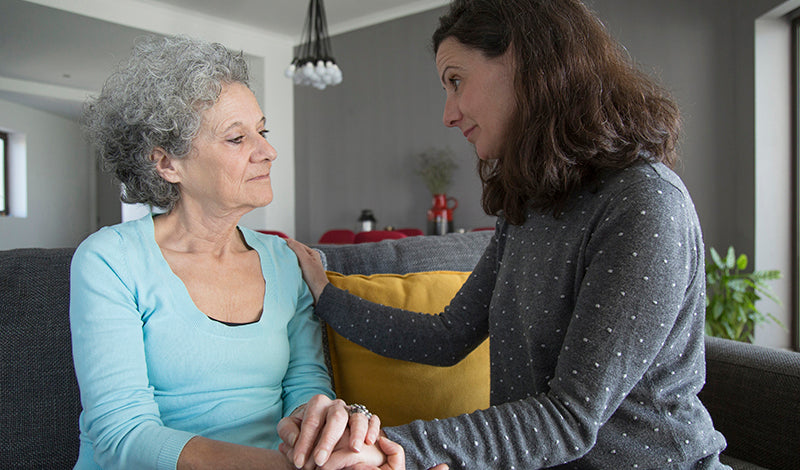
[316,162,730,469]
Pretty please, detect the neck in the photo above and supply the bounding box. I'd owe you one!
[153,200,250,256]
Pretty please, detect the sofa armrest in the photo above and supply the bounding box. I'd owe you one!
[0,247,81,468]
[700,336,800,469]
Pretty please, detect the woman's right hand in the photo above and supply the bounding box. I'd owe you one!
[322,434,449,470]
[286,238,330,303]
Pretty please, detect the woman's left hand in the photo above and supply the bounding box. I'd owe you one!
[286,238,330,303]
[277,394,380,469]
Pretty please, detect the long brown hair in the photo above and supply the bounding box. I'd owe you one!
[433,0,681,224]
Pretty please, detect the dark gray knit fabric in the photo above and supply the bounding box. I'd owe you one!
[314,230,494,276]
[700,335,800,469]
[316,162,730,469]
[0,247,81,469]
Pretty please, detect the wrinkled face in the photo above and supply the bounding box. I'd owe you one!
[174,82,277,214]
[435,37,516,161]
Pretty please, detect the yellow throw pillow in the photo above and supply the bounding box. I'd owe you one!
[325,270,490,427]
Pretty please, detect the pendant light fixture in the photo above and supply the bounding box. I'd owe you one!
[285,0,342,90]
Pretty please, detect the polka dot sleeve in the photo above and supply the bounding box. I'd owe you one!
[315,233,498,366]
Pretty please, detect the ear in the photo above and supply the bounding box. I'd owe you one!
[150,147,181,184]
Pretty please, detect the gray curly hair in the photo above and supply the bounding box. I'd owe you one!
[83,35,250,210]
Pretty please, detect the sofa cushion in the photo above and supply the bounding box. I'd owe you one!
[719,454,769,470]
[324,270,490,427]
[0,247,81,468]
[315,231,493,276]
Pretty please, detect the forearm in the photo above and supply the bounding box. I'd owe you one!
[314,237,497,366]
[316,275,490,367]
[178,436,294,470]
[282,288,335,414]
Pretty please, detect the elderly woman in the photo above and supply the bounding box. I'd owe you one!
[282,0,730,469]
[71,35,376,470]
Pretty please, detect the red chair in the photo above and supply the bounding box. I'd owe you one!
[256,229,289,238]
[395,228,424,237]
[354,230,407,244]
[318,229,356,244]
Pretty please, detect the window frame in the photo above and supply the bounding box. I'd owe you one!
[792,13,800,350]
[0,131,8,217]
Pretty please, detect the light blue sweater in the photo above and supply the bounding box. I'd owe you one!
[70,214,333,469]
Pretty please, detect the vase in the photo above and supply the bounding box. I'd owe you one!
[357,209,377,232]
[426,194,458,235]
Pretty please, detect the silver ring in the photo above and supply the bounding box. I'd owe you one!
[348,403,373,419]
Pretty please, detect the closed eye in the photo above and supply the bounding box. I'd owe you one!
[227,130,269,144]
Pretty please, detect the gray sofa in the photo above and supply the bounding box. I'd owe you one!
[1,232,799,469]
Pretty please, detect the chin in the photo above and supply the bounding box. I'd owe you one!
[476,149,499,161]
[249,193,273,208]
[473,142,493,161]
[260,188,274,205]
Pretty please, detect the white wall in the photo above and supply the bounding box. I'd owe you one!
[0,98,91,249]
[16,0,298,238]
[754,0,800,349]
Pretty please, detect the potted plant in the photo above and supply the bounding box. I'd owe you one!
[413,148,458,195]
[413,148,459,235]
[704,246,783,342]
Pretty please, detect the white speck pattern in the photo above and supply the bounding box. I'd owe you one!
[318,163,727,469]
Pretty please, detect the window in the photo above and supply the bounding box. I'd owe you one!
[0,131,7,216]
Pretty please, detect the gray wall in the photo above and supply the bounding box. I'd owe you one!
[589,0,784,262]
[294,0,784,255]
[294,8,494,244]
[0,98,92,249]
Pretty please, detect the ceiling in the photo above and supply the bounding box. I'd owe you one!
[0,0,448,120]
[154,0,449,38]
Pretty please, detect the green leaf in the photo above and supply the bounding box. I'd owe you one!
[723,322,736,340]
[711,302,724,320]
[753,270,781,281]
[727,280,748,293]
[725,246,736,269]
[736,254,748,270]
[766,313,787,329]
[709,247,724,270]
[704,245,784,342]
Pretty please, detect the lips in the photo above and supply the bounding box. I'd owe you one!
[462,126,476,142]
[248,173,270,182]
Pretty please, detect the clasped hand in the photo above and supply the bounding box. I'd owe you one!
[277,394,393,469]
[278,395,448,470]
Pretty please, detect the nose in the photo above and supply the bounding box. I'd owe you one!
[254,137,278,162]
[442,94,460,128]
